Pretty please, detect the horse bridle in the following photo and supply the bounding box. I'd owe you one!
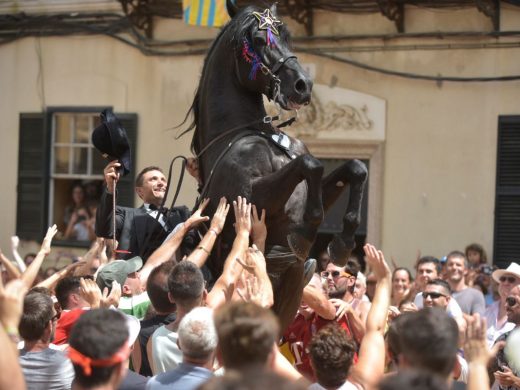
[236,38,298,103]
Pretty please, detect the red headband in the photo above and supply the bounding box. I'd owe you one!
[68,342,131,376]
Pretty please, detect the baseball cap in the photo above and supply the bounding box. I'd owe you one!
[96,257,143,292]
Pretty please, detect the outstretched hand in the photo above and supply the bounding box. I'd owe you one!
[104,160,121,191]
[101,281,121,309]
[0,279,28,330]
[251,205,267,244]
[465,313,501,365]
[363,243,390,281]
[41,224,58,255]
[79,277,102,309]
[233,196,252,235]
[185,198,211,230]
[210,197,230,234]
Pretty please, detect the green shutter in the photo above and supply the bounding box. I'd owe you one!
[115,113,138,207]
[494,116,520,267]
[16,113,50,240]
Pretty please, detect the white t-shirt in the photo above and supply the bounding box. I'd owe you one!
[150,325,182,374]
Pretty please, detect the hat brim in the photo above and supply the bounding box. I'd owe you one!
[492,269,520,283]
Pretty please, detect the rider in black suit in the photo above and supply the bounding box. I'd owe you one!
[95,161,192,261]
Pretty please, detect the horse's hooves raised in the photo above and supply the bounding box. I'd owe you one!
[303,258,317,286]
[287,231,314,261]
[327,235,356,267]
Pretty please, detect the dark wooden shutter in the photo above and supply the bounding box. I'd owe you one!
[16,113,50,240]
[494,116,520,267]
[116,113,138,207]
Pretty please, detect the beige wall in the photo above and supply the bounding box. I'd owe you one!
[1,4,520,269]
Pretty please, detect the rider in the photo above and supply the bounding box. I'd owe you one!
[95,160,194,262]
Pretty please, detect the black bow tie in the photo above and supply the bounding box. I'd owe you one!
[149,204,168,214]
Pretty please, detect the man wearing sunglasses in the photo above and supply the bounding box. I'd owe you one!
[485,262,520,348]
[422,279,452,310]
[490,285,520,390]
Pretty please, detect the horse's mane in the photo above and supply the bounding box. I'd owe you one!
[184,3,290,156]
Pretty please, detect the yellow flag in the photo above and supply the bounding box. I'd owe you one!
[182,0,230,27]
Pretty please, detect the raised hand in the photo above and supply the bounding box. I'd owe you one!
[41,224,58,255]
[210,197,230,234]
[0,279,28,331]
[465,313,500,366]
[363,243,391,281]
[233,196,252,236]
[329,298,352,320]
[104,160,121,192]
[101,280,121,309]
[79,277,102,309]
[185,198,211,230]
[251,205,267,248]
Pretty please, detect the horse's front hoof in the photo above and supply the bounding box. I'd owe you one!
[303,258,317,286]
[327,235,356,267]
[287,231,314,261]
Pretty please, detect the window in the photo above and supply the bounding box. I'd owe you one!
[17,108,137,246]
[50,112,106,243]
[494,115,520,267]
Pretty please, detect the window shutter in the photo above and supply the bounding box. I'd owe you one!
[494,116,520,267]
[116,113,138,207]
[16,113,49,240]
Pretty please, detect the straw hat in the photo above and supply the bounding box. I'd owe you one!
[492,262,520,283]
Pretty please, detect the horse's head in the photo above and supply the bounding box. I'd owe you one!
[225,1,313,110]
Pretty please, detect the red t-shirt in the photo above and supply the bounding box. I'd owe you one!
[283,312,358,381]
[54,309,86,345]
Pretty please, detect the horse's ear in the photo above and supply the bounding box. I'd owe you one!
[270,2,278,15]
[226,0,238,18]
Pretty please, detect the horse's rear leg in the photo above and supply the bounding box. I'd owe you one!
[251,154,324,261]
[321,159,368,266]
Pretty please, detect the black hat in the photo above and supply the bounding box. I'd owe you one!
[91,109,131,176]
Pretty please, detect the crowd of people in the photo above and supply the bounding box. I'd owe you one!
[0,160,519,390]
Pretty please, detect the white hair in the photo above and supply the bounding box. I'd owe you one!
[178,306,218,361]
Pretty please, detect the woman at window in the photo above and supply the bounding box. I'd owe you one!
[63,205,95,241]
[63,183,86,227]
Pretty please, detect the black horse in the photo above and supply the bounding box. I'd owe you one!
[186,1,367,330]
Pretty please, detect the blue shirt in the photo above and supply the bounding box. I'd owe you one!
[146,362,213,390]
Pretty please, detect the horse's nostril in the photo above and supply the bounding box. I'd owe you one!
[294,78,308,94]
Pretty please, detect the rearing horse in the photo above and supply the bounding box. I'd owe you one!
[186,1,367,330]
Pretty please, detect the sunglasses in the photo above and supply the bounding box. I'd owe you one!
[321,271,352,278]
[499,276,518,284]
[51,312,61,322]
[422,292,446,299]
[506,297,519,308]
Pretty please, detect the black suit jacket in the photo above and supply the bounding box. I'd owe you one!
[95,189,191,261]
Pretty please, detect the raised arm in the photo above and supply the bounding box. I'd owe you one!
[187,197,229,268]
[140,200,212,287]
[0,250,22,280]
[206,196,251,309]
[349,243,391,389]
[95,161,124,239]
[21,225,58,288]
[10,236,27,272]
[235,245,274,308]
[251,205,267,253]
[302,274,336,320]
[36,261,86,291]
[0,278,28,390]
